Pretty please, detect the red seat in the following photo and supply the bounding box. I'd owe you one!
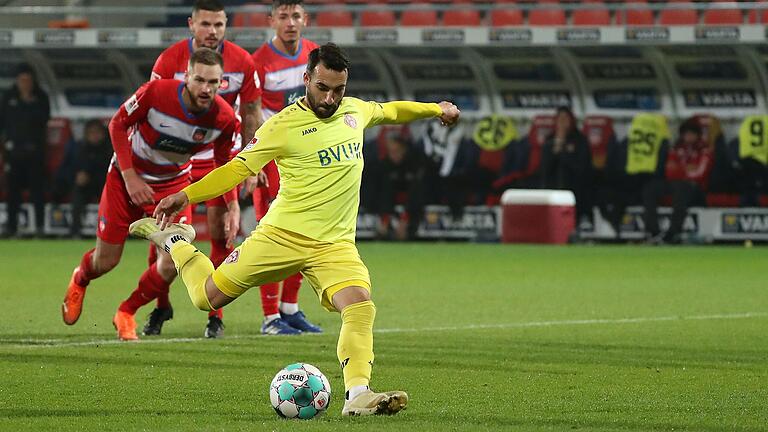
[703,8,743,25]
[315,8,354,27]
[582,116,615,170]
[572,8,612,26]
[443,9,483,26]
[46,118,73,177]
[401,7,439,26]
[659,4,699,25]
[360,10,396,26]
[748,3,768,24]
[231,3,269,28]
[525,115,556,175]
[528,9,567,26]
[491,8,524,26]
[615,8,655,25]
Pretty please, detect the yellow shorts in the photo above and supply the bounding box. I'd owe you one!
[212,224,371,312]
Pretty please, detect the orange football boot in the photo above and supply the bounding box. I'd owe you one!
[113,310,139,341]
[62,267,86,325]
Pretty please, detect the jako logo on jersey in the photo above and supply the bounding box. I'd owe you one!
[302,127,317,136]
[220,76,229,91]
[317,142,362,167]
[192,128,207,142]
[344,113,357,129]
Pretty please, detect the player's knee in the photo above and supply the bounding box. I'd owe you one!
[94,253,121,274]
[332,286,371,311]
[155,256,177,280]
[189,276,214,311]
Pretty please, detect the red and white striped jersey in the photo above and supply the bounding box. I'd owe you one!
[108,79,236,186]
[252,38,318,120]
[151,38,261,109]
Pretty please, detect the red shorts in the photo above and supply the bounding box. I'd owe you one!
[96,168,192,244]
[252,160,280,220]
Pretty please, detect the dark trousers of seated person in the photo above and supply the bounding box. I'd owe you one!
[379,174,426,239]
[70,181,102,237]
[5,152,46,235]
[739,157,767,207]
[643,179,704,239]
[604,173,654,236]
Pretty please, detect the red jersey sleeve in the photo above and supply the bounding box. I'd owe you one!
[239,54,262,105]
[108,81,154,171]
[151,49,175,80]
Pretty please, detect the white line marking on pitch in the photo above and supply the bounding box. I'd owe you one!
[0,311,766,349]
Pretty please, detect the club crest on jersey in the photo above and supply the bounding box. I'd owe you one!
[192,128,207,143]
[220,76,229,91]
[344,113,357,129]
[242,137,258,152]
[224,250,239,264]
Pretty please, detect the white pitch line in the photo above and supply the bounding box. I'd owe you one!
[1,311,766,349]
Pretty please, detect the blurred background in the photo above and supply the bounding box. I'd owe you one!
[1,0,768,244]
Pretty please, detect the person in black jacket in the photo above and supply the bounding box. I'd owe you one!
[0,64,50,237]
[70,120,112,238]
[539,106,594,227]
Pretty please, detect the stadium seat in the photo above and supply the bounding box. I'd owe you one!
[401,6,439,26]
[658,3,699,25]
[491,8,524,26]
[572,8,612,26]
[528,9,567,26]
[232,4,269,28]
[491,115,555,190]
[703,8,744,25]
[582,116,615,170]
[443,9,483,26]
[315,7,354,27]
[360,10,397,26]
[46,118,73,178]
[615,8,655,26]
[747,4,768,24]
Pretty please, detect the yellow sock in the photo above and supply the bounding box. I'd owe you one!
[170,242,214,311]
[338,300,376,391]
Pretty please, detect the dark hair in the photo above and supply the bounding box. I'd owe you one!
[272,0,304,13]
[193,0,224,13]
[679,120,702,136]
[306,43,350,76]
[555,105,577,133]
[189,47,224,69]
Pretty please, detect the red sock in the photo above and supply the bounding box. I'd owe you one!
[119,263,170,315]
[75,248,98,287]
[210,238,231,267]
[260,282,280,316]
[280,273,303,304]
[208,309,223,319]
[147,244,157,266]
[150,245,171,309]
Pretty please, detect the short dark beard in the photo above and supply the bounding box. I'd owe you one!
[305,90,340,119]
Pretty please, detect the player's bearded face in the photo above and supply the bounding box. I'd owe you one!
[303,64,347,119]
[270,5,306,45]
[185,63,222,111]
[189,9,227,49]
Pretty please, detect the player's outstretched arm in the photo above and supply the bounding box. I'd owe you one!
[374,100,460,126]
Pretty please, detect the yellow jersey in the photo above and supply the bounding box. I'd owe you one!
[182,97,442,242]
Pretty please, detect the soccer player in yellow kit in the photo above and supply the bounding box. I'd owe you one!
[129,43,460,416]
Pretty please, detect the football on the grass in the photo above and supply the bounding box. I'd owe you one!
[270,363,331,419]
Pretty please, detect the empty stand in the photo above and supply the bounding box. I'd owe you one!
[703,7,744,25]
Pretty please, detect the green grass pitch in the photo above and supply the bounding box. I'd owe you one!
[0,240,766,431]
